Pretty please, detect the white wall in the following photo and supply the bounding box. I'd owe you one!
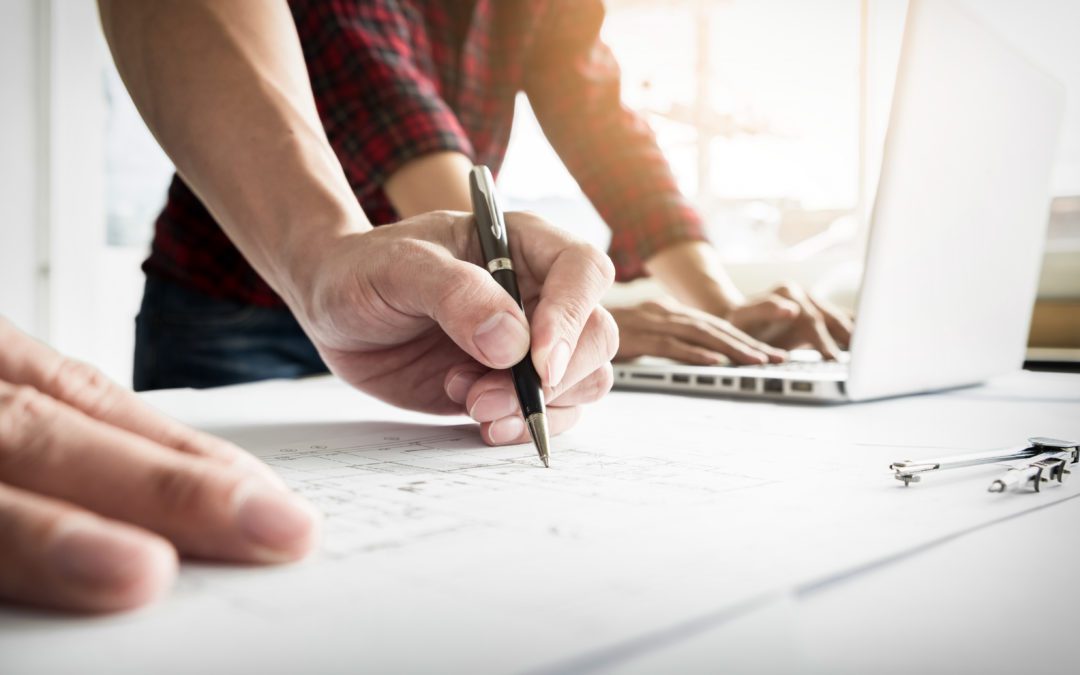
[0,0,47,339]
[46,0,107,363]
[0,0,107,363]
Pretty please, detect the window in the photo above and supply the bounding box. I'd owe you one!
[500,0,1080,275]
[500,0,866,262]
[104,63,173,248]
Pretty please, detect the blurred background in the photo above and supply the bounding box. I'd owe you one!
[2,0,1078,385]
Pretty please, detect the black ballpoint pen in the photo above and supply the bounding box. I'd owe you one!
[469,165,551,468]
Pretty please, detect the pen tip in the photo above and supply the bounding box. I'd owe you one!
[526,412,551,469]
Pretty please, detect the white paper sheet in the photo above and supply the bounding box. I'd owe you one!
[1,371,1077,674]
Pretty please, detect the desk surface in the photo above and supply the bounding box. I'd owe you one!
[1,371,1077,674]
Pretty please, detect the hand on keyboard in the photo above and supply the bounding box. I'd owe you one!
[726,283,854,360]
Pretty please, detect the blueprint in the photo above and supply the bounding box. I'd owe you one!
[1,372,1078,674]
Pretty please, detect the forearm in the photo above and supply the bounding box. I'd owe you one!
[644,241,745,317]
[98,0,369,308]
[383,152,474,217]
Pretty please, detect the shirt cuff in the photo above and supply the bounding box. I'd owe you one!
[330,95,476,202]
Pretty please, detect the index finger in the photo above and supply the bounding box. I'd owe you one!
[0,382,319,563]
[808,296,854,348]
[0,318,281,484]
[771,288,842,360]
[505,213,616,388]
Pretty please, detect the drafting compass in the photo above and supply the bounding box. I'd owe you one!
[890,437,1079,488]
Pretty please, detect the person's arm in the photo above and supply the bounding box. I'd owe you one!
[522,1,851,358]
[97,0,368,309]
[100,0,617,444]
[383,152,475,217]
[522,1,705,285]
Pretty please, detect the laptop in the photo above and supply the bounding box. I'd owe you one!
[612,0,1065,403]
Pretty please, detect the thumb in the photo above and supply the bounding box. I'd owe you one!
[420,258,532,369]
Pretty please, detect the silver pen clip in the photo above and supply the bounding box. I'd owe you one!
[891,437,1079,487]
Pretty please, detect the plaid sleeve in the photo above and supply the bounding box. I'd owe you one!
[522,0,707,281]
[290,0,475,200]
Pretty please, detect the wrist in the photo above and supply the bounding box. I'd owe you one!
[274,213,373,319]
[644,241,745,317]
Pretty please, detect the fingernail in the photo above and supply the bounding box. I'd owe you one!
[446,370,481,404]
[489,416,526,444]
[547,339,571,387]
[235,485,320,558]
[473,312,530,368]
[469,389,519,421]
[51,518,175,591]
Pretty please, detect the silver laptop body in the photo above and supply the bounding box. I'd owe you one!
[612,0,1064,403]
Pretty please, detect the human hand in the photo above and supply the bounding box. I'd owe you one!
[290,211,618,446]
[0,318,320,613]
[726,283,854,360]
[609,299,787,365]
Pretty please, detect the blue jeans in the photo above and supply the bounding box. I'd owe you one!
[133,276,328,391]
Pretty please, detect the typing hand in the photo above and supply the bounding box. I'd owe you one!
[726,283,854,360]
[610,299,787,365]
[293,211,618,445]
[0,319,319,613]
[642,242,851,362]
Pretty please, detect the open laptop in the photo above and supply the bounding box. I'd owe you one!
[613,0,1065,403]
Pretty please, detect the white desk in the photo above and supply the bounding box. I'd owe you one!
[1,371,1077,674]
[601,491,1080,675]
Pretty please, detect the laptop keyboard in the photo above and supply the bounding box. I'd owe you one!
[752,359,849,373]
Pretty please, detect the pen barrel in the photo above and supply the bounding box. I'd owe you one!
[470,167,510,263]
[491,268,546,419]
[510,355,546,419]
[470,164,546,422]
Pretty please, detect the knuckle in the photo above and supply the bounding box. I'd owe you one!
[169,426,218,458]
[507,209,542,224]
[386,237,433,265]
[598,309,620,361]
[434,266,486,316]
[592,362,615,397]
[583,245,616,285]
[0,384,51,455]
[431,210,468,240]
[48,358,115,418]
[646,297,679,317]
[555,295,591,336]
[148,463,220,517]
[774,282,801,299]
[429,209,460,222]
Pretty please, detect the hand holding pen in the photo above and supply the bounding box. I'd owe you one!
[470,166,551,465]
[392,166,617,451]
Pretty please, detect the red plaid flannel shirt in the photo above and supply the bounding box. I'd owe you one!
[145,0,706,307]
